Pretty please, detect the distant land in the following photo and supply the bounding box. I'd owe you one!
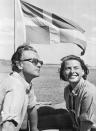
[0,59,96,74]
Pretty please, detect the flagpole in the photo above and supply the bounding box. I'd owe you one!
[14,0,15,52]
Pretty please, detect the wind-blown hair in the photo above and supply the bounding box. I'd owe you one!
[60,55,89,81]
[11,44,37,72]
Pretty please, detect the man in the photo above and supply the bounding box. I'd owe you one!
[59,55,96,131]
[0,44,43,131]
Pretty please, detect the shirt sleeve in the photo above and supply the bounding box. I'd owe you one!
[79,91,96,124]
[28,87,37,109]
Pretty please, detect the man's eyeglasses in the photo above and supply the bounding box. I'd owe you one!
[21,58,43,66]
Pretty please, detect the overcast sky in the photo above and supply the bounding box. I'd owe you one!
[0,0,96,65]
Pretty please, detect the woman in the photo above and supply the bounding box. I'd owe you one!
[60,55,96,131]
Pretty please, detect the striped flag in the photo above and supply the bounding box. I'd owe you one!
[20,0,87,55]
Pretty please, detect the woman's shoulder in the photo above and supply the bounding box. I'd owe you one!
[84,80,96,95]
[64,84,70,94]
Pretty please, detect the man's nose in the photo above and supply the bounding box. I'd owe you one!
[37,62,42,68]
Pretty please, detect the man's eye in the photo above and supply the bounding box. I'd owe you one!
[74,67,80,69]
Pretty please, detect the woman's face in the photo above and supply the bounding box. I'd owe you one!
[63,59,84,84]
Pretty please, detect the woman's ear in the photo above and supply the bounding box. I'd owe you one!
[82,69,85,76]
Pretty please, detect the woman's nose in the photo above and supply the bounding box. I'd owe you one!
[70,68,74,73]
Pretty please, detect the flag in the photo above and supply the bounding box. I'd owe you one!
[20,0,87,55]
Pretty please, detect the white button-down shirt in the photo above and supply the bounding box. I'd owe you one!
[0,72,37,129]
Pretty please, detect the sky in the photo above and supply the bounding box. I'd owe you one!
[0,0,96,65]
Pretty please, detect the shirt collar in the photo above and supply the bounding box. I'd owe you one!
[10,72,30,91]
[69,78,85,96]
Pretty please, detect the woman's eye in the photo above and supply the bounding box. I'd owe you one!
[65,67,70,71]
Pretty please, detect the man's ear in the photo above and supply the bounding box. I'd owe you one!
[16,62,23,70]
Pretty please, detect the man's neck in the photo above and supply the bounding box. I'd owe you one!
[19,72,33,84]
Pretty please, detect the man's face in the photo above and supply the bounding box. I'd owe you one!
[63,59,84,84]
[21,50,42,78]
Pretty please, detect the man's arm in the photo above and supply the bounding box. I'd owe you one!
[28,106,39,131]
[0,85,6,113]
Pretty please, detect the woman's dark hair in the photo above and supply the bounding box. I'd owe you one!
[11,44,37,72]
[60,55,89,81]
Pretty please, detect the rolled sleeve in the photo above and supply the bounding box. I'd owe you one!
[80,113,93,124]
[79,92,96,124]
[1,84,26,124]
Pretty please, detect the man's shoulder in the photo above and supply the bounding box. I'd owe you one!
[0,74,13,91]
[0,74,11,85]
[5,73,20,85]
[0,72,24,90]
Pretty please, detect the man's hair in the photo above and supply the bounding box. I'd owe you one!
[11,44,37,72]
[60,55,89,81]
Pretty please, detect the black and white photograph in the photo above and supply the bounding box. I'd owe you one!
[0,0,96,131]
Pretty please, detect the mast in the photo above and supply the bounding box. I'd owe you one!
[14,0,15,52]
